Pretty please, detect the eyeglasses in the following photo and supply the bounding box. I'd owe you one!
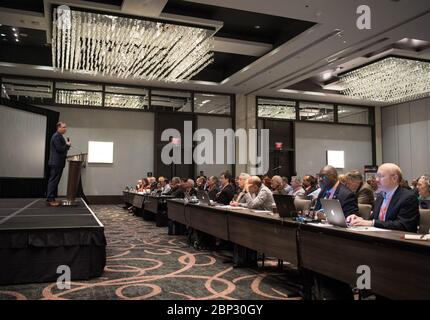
[375,173,396,179]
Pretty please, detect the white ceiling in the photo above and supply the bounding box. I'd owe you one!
[0,0,430,106]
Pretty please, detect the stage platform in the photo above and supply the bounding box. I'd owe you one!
[0,198,106,285]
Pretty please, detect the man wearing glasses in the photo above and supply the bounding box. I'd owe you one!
[347,163,419,232]
[314,165,359,217]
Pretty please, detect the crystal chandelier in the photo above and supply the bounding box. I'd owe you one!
[56,90,102,106]
[340,57,430,103]
[52,7,214,82]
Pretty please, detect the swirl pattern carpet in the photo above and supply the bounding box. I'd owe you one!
[0,205,303,300]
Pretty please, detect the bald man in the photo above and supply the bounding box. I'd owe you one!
[271,175,288,195]
[347,163,419,232]
[231,176,274,211]
[158,176,171,195]
[314,165,358,217]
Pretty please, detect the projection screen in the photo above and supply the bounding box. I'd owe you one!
[0,105,47,178]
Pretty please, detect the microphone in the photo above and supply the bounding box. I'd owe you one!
[67,137,70,142]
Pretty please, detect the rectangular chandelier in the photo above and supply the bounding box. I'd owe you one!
[52,7,214,82]
[340,57,430,103]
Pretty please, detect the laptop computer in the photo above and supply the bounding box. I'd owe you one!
[196,190,215,206]
[320,199,348,228]
[273,194,296,218]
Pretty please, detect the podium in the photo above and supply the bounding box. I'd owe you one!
[62,153,87,206]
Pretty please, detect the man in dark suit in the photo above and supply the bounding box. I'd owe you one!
[46,122,71,206]
[314,166,359,217]
[214,171,235,205]
[347,163,420,232]
[205,176,220,200]
[165,177,185,198]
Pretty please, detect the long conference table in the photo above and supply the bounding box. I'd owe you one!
[166,199,430,300]
[123,191,172,226]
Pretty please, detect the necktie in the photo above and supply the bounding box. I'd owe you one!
[379,192,390,221]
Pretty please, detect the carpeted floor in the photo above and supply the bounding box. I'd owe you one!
[0,205,303,300]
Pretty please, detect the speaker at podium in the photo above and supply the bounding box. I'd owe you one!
[62,153,87,206]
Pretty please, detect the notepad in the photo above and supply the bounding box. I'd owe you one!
[252,210,273,214]
[217,205,244,210]
[349,227,391,232]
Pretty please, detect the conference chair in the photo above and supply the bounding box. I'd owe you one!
[419,208,430,235]
[294,198,311,212]
[358,204,372,220]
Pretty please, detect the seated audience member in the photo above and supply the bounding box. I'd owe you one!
[148,177,158,192]
[136,179,143,191]
[232,176,241,194]
[401,179,412,190]
[411,178,418,191]
[314,166,359,218]
[196,176,207,191]
[345,170,374,207]
[288,176,305,198]
[138,178,149,192]
[367,177,378,192]
[417,175,430,208]
[158,176,171,195]
[347,163,420,232]
[232,173,251,203]
[271,175,288,195]
[338,174,347,185]
[214,171,235,205]
[165,177,185,198]
[184,179,197,197]
[303,175,319,199]
[231,176,274,211]
[205,176,220,200]
[282,176,293,194]
[263,176,272,189]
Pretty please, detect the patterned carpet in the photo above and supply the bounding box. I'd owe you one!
[0,205,303,300]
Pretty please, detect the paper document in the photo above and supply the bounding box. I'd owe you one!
[252,210,273,214]
[404,234,430,241]
[349,227,391,232]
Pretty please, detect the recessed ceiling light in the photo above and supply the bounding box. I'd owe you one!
[12,27,16,31]
[322,71,333,81]
[14,33,18,37]
[15,39,19,42]
[254,25,261,29]
[0,34,5,37]
[304,91,326,96]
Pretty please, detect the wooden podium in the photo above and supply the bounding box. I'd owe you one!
[62,153,87,206]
